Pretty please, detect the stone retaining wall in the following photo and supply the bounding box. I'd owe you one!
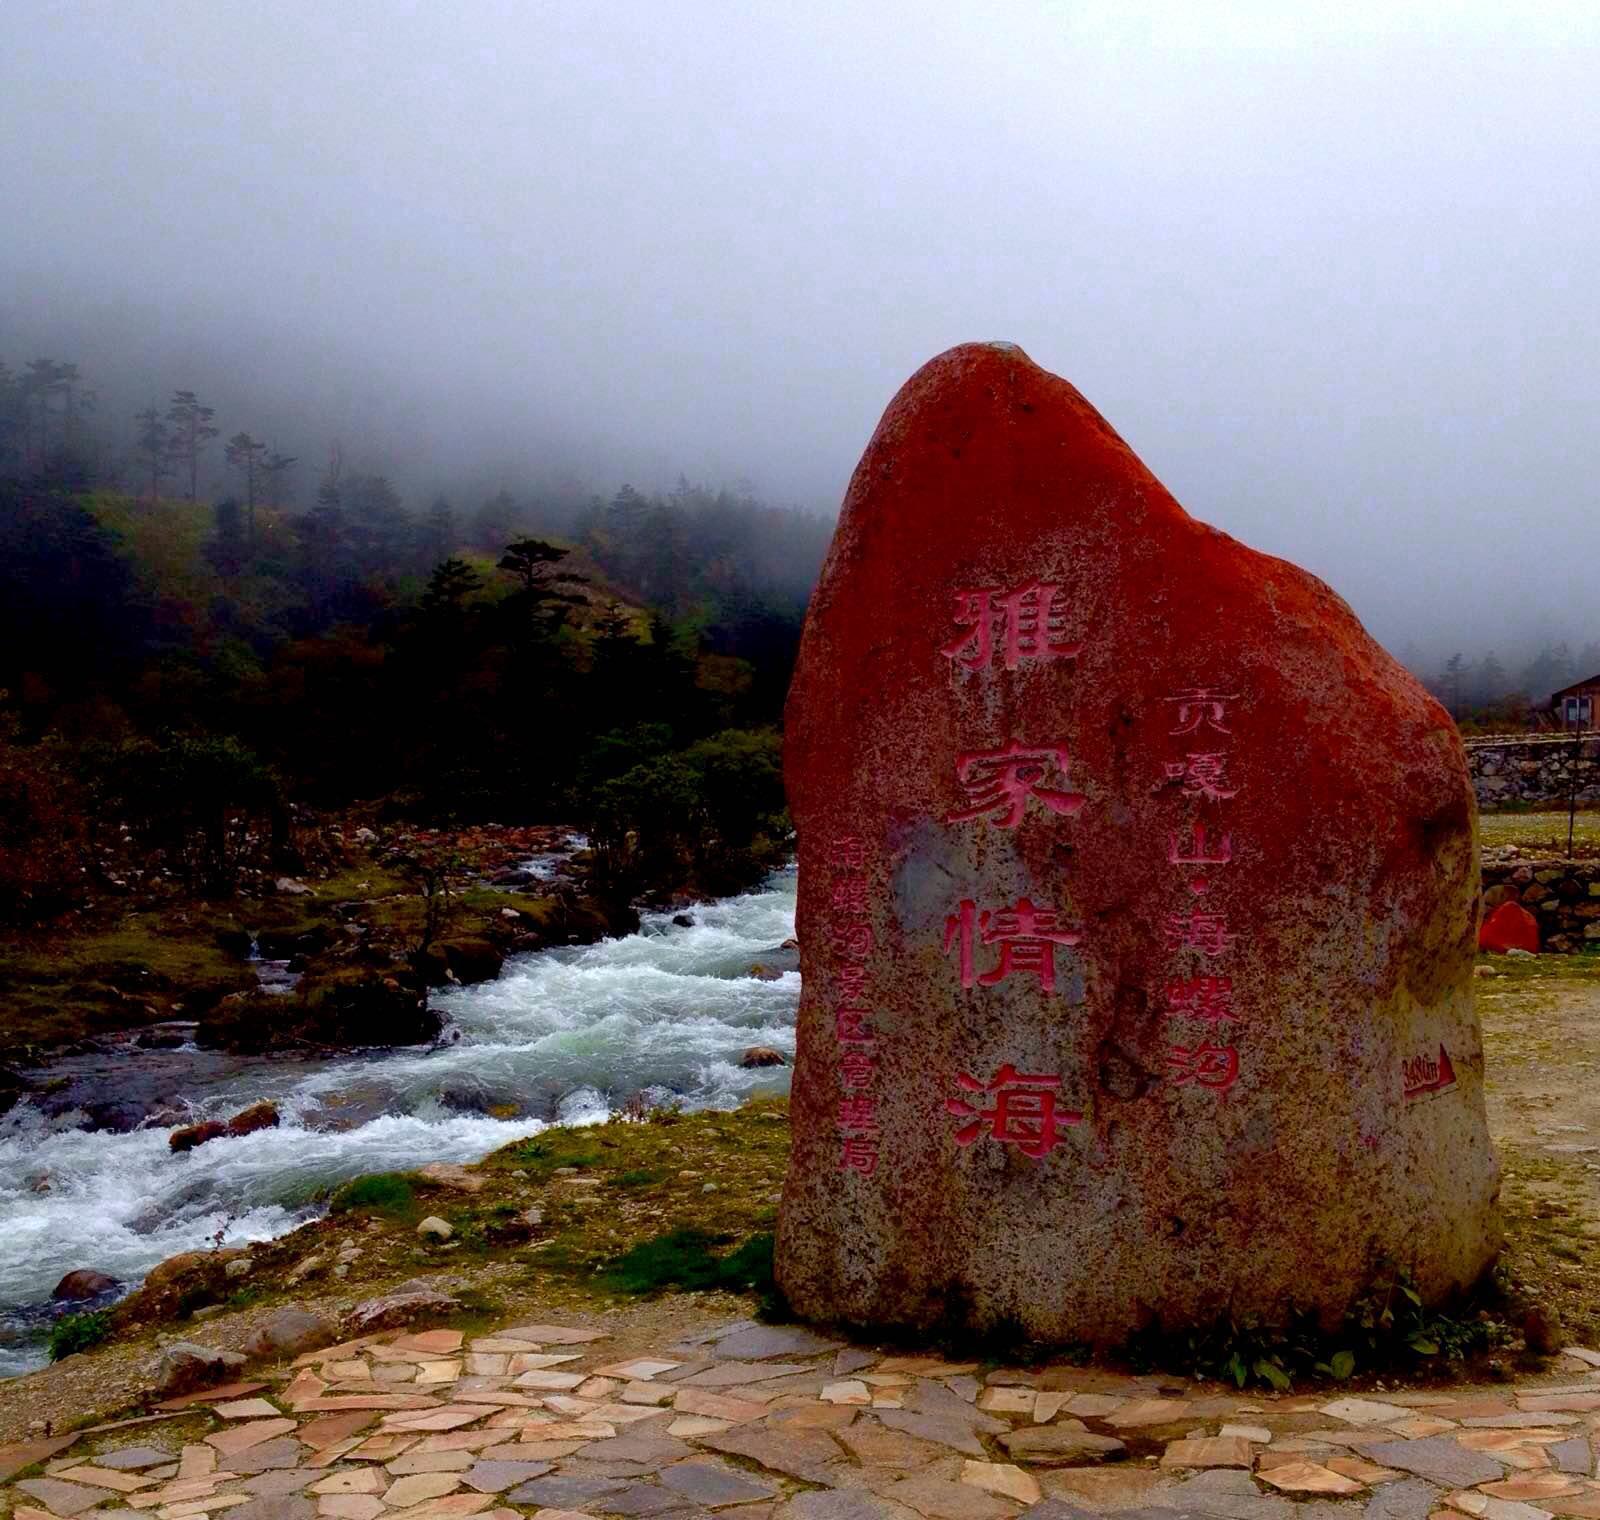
[1482,857,1600,953]
[1466,733,1600,807]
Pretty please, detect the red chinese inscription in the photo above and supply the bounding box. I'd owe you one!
[1164,908,1236,958]
[1166,976,1237,1024]
[946,1066,1082,1158]
[1168,822,1233,893]
[941,582,1084,673]
[1403,1044,1457,1100]
[1165,751,1238,801]
[1167,1042,1240,1091]
[838,1136,879,1174]
[947,739,1086,828]
[1167,688,1239,735]
[827,834,880,1177]
[944,897,1082,993]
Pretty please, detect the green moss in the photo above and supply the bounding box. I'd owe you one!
[0,914,256,1057]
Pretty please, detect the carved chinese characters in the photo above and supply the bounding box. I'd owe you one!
[1160,691,1244,1093]
[778,342,1499,1346]
[826,835,880,1176]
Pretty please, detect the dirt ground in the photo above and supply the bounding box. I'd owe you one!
[1479,950,1600,1344]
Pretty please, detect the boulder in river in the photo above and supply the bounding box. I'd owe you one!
[225,1100,280,1138]
[169,1120,228,1153]
[419,937,503,987]
[740,1046,787,1068]
[52,1269,118,1301]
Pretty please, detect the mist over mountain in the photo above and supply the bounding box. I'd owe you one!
[4,2,1598,667]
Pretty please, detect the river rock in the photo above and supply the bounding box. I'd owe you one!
[155,1341,248,1397]
[776,341,1500,1345]
[346,1288,461,1334]
[170,1119,228,1153]
[52,1269,118,1300]
[741,1046,788,1068]
[241,1307,339,1359]
[227,1101,281,1138]
[415,1161,485,1193]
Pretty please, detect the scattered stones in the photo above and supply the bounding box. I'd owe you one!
[1356,1438,1507,1488]
[15,1305,1600,1520]
[657,1460,778,1507]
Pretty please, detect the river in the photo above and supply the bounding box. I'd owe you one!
[0,869,799,1378]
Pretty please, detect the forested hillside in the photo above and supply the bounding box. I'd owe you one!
[0,357,833,933]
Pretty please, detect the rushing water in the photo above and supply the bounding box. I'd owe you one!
[0,869,799,1378]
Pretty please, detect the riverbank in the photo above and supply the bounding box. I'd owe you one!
[0,818,631,1075]
[0,872,801,1381]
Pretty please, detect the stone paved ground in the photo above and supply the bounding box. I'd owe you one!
[6,1317,1600,1520]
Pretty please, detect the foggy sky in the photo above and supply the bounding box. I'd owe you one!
[3,1,1597,662]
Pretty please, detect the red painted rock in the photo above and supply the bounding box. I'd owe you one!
[776,342,1500,1343]
[1479,901,1539,955]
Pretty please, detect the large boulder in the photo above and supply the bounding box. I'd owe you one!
[776,342,1500,1345]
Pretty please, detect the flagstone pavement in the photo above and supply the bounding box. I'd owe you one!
[6,1317,1600,1520]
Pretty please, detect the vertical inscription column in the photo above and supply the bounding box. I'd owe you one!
[1159,688,1246,1093]
[936,580,1089,1158]
[827,835,881,1177]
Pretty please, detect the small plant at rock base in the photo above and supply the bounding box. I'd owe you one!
[49,1310,111,1361]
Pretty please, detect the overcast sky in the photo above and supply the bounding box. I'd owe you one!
[2,1,1596,660]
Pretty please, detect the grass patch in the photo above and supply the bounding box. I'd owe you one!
[49,1309,112,1361]
[1480,808,1600,853]
[610,1169,666,1188]
[600,1228,776,1299]
[497,1133,603,1176]
[329,1172,416,1216]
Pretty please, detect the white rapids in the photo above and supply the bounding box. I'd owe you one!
[0,869,798,1378]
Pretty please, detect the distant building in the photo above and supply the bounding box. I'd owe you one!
[1550,671,1600,729]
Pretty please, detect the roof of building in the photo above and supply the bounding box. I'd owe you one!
[1551,671,1600,701]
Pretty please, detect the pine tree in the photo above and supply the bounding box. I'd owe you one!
[134,405,175,501]
[166,390,219,500]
